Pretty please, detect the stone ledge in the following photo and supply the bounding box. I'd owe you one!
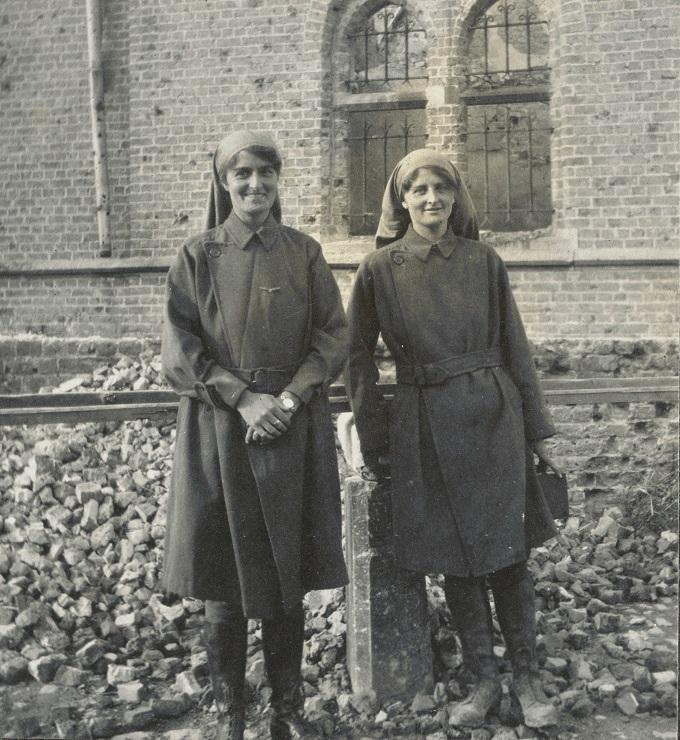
[321,229,679,268]
[0,240,677,278]
[0,258,173,278]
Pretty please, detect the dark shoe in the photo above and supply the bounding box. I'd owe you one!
[270,709,316,740]
[512,670,558,728]
[448,676,502,728]
[203,619,248,740]
[269,679,316,739]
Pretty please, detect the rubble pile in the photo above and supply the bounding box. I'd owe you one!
[45,350,167,393]
[423,510,678,737]
[0,354,677,739]
[0,417,183,738]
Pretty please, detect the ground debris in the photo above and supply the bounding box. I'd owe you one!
[0,358,678,738]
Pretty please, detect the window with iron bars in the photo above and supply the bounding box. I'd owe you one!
[464,0,552,232]
[343,3,428,235]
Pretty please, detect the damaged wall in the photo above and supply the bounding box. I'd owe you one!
[0,0,678,345]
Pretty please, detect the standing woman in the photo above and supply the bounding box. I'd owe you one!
[162,131,348,740]
[346,149,561,729]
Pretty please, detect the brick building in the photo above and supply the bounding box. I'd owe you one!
[0,0,678,390]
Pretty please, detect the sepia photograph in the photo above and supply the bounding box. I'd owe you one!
[0,1,677,738]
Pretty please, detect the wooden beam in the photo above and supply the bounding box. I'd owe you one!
[0,405,178,427]
[0,377,676,426]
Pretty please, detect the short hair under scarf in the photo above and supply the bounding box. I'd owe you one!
[204,130,282,231]
[375,148,479,248]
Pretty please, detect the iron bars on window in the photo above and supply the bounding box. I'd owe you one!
[466,102,552,231]
[347,107,427,235]
[467,1,549,91]
[347,4,427,92]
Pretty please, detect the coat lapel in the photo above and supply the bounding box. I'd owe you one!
[387,247,426,364]
[203,224,255,366]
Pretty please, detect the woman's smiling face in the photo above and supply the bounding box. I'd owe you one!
[401,167,456,235]
[223,149,279,227]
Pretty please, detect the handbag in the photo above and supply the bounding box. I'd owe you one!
[535,459,569,520]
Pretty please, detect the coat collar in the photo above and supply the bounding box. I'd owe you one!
[399,225,457,262]
[223,211,279,251]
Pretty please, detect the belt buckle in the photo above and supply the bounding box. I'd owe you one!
[250,369,264,389]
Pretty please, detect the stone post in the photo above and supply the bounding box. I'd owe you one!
[344,475,433,702]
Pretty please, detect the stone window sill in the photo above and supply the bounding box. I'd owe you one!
[0,230,676,278]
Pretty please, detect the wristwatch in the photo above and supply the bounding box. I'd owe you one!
[279,392,299,412]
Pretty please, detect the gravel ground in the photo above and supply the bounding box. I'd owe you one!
[0,354,677,739]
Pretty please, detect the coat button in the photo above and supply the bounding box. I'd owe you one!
[207,246,222,258]
[391,252,405,265]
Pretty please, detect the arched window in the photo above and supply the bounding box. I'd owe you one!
[338,3,428,236]
[463,1,551,231]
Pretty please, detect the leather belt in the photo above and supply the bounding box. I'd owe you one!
[227,364,298,395]
[396,347,503,387]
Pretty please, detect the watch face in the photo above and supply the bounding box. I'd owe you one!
[282,397,295,410]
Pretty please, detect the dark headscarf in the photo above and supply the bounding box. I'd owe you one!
[375,149,479,248]
[204,130,283,230]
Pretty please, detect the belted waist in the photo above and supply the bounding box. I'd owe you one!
[228,364,299,395]
[396,347,503,387]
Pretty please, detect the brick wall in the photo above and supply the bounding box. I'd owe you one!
[548,398,677,516]
[0,273,167,337]
[1,0,677,256]
[1,331,676,394]
[0,263,675,342]
[0,0,678,347]
[0,2,97,262]
[549,0,680,253]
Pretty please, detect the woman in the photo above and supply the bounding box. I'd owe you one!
[346,149,561,729]
[162,130,348,740]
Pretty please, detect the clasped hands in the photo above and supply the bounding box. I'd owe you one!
[236,389,300,445]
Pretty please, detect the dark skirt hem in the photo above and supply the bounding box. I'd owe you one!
[163,576,349,619]
[396,550,529,579]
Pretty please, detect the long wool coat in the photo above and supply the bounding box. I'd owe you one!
[161,213,349,617]
[346,226,557,577]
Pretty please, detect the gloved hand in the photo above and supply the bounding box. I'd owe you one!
[361,447,391,482]
[532,439,563,477]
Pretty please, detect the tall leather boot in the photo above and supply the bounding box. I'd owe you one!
[203,615,248,740]
[490,562,558,728]
[262,604,315,740]
[444,576,502,728]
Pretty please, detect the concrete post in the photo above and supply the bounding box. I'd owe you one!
[344,475,433,702]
